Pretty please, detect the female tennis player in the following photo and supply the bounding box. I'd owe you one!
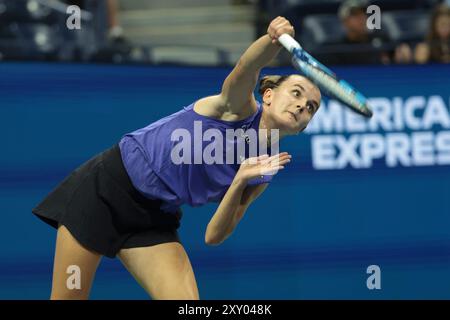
[32,16,321,300]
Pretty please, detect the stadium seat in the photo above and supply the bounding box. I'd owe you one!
[370,0,441,11]
[300,14,346,48]
[0,0,60,24]
[0,23,63,60]
[381,10,430,43]
[148,45,228,66]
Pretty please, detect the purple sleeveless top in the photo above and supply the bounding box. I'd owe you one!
[118,100,273,213]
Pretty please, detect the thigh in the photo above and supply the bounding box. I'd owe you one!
[50,224,102,300]
[118,242,199,300]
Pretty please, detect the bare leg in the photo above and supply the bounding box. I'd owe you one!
[118,242,199,300]
[50,225,102,300]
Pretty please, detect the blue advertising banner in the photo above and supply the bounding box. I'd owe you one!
[0,62,449,299]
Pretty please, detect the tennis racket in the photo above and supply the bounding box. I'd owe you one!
[278,34,373,118]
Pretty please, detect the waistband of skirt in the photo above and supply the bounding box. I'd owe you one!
[100,143,164,208]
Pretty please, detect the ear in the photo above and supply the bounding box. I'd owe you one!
[263,88,273,106]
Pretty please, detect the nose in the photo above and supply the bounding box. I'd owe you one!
[296,104,306,114]
[295,97,308,113]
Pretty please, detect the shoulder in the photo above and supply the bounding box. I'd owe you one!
[193,94,258,122]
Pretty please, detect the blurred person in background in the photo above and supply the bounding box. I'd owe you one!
[415,3,450,64]
[65,0,125,43]
[64,0,138,62]
[328,0,412,64]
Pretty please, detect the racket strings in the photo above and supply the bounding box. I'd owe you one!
[299,60,370,116]
[283,35,372,118]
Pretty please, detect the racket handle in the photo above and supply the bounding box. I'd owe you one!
[278,34,301,53]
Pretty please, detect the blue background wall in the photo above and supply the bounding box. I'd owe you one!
[1,62,449,299]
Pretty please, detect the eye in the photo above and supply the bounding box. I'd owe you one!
[306,102,315,113]
[292,89,301,97]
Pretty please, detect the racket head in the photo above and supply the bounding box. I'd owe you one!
[292,51,373,118]
[278,34,373,118]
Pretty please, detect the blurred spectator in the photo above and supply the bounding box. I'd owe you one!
[415,3,450,64]
[65,0,125,43]
[104,0,125,42]
[62,0,142,63]
[325,0,412,65]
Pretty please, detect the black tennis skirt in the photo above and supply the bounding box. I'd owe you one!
[32,143,183,258]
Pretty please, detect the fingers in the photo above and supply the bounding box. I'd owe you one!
[245,154,269,165]
[276,157,291,166]
[245,152,293,168]
[267,155,291,166]
[259,154,292,177]
[260,165,285,176]
[261,152,291,165]
[245,152,293,177]
[267,16,295,43]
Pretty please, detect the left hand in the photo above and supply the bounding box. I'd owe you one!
[235,152,292,183]
[267,16,295,45]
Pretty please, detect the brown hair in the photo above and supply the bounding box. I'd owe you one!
[426,4,450,62]
[258,75,291,96]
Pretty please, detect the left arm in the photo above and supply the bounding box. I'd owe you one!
[205,181,268,246]
[223,183,269,238]
[205,153,291,245]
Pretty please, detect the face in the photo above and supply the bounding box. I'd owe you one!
[343,10,368,37]
[435,14,450,39]
[263,75,321,135]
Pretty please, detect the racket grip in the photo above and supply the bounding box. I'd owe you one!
[278,34,301,53]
